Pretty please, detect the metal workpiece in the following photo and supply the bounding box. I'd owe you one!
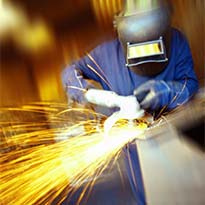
[136,129,205,204]
[144,90,205,147]
[133,92,205,204]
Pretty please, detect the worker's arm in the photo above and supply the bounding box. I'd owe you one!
[61,65,95,103]
[61,44,116,116]
[134,30,199,111]
[134,80,190,110]
[61,44,106,104]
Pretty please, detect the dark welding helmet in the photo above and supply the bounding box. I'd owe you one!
[115,0,172,76]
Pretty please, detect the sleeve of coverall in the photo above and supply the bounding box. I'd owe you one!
[134,31,199,111]
[165,31,199,109]
[61,46,104,104]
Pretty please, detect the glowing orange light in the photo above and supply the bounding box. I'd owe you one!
[0,103,146,204]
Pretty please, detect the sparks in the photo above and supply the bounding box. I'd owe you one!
[0,103,147,205]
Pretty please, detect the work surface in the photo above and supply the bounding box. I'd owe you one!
[62,91,205,205]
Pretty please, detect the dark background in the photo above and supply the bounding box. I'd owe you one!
[0,0,204,106]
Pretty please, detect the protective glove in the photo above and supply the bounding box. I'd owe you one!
[134,80,190,111]
[62,65,95,104]
[62,66,114,116]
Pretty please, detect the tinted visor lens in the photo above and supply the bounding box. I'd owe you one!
[128,42,161,58]
[126,37,168,66]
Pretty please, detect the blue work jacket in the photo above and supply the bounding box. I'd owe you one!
[61,28,198,205]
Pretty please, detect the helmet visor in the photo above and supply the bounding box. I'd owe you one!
[126,36,168,67]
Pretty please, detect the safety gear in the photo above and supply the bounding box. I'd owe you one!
[115,0,172,76]
[84,89,144,134]
[134,80,190,111]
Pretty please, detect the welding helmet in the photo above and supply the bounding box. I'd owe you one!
[115,0,172,76]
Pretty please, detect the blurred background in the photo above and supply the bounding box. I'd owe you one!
[0,0,204,106]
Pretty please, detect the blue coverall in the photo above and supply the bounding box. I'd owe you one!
[62,28,199,204]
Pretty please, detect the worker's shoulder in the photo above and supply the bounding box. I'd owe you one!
[171,27,189,44]
[94,38,120,51]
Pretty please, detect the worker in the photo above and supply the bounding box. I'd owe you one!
[61,0,199,204]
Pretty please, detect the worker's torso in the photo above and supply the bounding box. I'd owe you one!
[91,29,180,96]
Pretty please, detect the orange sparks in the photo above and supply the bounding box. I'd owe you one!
[0,103,147,205]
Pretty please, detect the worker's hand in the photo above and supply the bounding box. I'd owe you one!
[134,80,189,111]
[62,65,95,104]
[66,78,93,104]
